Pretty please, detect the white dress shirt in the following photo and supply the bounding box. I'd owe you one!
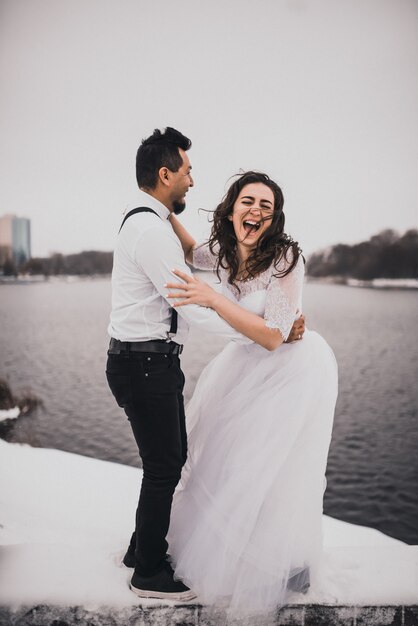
[108,190,246,344]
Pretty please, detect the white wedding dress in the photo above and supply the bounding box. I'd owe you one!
[168,244,338,614]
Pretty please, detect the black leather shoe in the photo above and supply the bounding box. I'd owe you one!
[130,562,196,601]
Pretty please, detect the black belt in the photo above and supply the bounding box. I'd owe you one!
[108,338,183,355]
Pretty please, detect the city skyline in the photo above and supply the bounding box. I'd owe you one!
[1,0,417,258]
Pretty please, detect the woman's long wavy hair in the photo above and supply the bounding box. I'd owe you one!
[208,171,302,288]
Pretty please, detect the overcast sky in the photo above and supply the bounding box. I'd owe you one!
[1,0,417,257]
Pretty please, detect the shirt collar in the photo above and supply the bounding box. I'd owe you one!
[132,190,171,221]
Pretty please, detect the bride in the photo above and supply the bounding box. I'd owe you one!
[166,171,338,613]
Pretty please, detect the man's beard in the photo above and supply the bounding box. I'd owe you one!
[172,200,186,215]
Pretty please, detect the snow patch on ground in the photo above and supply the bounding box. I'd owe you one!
[0,407,20,422]
[0,439,417,609]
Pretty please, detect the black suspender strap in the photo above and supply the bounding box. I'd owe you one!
[169,302,178,335]
[118,206,178,338]
[118,206,159,233]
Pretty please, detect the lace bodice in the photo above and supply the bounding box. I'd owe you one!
[192,242,304,340]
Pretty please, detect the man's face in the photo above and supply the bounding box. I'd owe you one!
[170,149,194,214]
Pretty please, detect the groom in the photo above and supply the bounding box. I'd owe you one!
[106,127,305,600]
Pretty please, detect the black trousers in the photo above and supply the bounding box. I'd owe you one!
[106,349,187,576]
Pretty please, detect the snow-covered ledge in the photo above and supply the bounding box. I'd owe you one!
[1,439,417,625]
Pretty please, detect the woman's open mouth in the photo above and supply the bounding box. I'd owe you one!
[243,220,261,236]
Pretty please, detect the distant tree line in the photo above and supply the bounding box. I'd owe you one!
[2,250,113,277]
[2,229,417,280]
[307,229,418,280]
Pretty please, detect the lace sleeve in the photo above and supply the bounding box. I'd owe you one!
[264,255,305,341]
[192,241,218,270]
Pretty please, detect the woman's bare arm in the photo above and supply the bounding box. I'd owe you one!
[166,270,285,351]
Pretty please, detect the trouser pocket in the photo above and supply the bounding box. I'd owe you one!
[106,354,134,408]
[106,370,133,408]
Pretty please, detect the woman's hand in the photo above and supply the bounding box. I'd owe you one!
[166,269,219,309]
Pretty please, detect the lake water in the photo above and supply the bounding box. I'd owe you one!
[0,279,417,545]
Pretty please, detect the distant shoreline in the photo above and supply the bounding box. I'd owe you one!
[0,274,111,285]
[306,276,418,290]
[1,274,417,290]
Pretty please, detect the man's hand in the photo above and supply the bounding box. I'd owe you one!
[286,314,305,343]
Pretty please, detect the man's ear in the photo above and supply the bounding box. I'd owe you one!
[158,167,170,187]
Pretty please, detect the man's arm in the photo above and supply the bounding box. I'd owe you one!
[166,270,305,351]
[135,225,251,342]
[168,214,196,264]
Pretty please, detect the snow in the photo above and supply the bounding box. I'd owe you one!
[347,278,418,289]
[0,439,417,610]
[0,407,20,422]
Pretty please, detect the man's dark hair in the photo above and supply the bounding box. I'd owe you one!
[136,127,192,190]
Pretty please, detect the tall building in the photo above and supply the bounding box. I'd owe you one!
[0,214,31,266]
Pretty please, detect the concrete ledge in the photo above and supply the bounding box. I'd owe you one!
[0,604,417,626]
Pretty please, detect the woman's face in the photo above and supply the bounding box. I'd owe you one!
[229,182,275,250]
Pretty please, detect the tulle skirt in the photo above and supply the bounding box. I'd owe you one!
[168,330,338,614]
